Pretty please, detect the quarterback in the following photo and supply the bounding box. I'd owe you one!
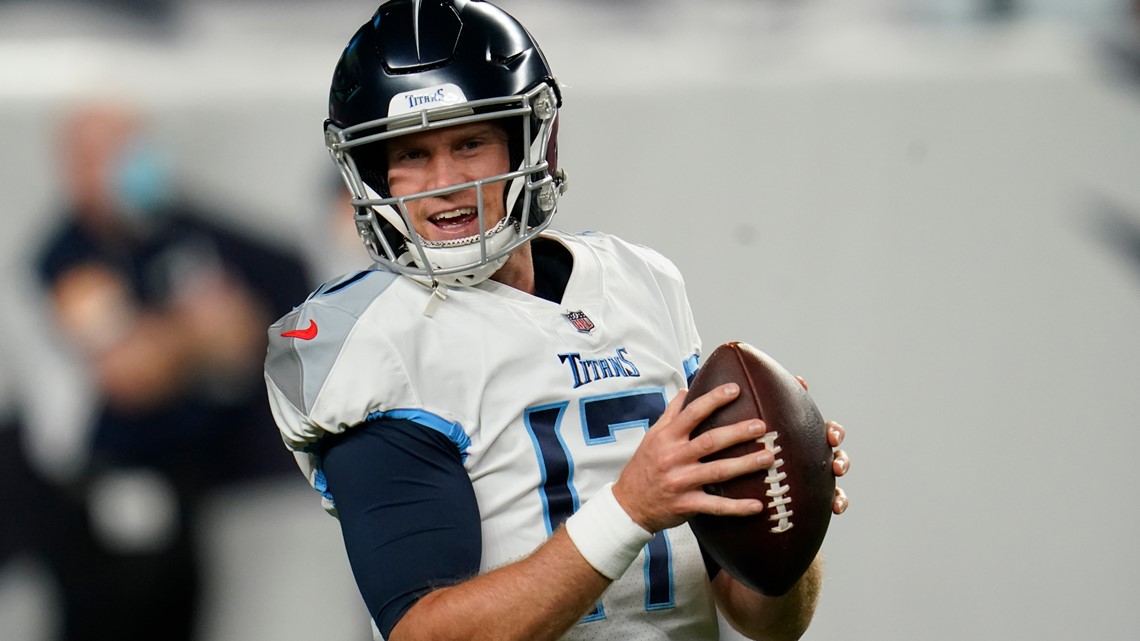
[263,1,849,640]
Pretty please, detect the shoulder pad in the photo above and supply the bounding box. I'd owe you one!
[265,269,399,415]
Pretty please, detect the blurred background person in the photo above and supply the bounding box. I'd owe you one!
[0,353,31,581]
[31,100,312,641]
[0,328,55,628]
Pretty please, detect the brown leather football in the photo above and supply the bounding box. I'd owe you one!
[683,342,834,596]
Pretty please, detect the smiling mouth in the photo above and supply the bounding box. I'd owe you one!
[420,214,516,248]
[429,208,479,231]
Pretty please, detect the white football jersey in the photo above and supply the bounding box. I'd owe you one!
[265,230,719,640]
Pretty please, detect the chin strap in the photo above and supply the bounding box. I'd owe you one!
[423,281,450,317]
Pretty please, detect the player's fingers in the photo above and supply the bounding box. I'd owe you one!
[657,389,688,424]
[826,420,845,447]
[691,449,774,487]
[796,375,809,391]
[689,493,765,518]
[832,449,849,477]
[833,487,848,515]
[688,419,767,460]
[672,383,739,434]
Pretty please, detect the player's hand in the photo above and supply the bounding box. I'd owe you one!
[612,384,773,533]
[827,420,849,515]
[797,376,850,515]
[171,268,269,374]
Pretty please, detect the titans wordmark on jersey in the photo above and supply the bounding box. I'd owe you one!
[264,230,718,640]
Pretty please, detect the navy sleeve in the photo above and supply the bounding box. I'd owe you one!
[318,418,482,638]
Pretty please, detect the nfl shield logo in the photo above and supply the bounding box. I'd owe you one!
[563,310,595,334]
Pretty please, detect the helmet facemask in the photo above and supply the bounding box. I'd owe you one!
[326,82,565,288]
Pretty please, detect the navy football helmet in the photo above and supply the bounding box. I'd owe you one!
[325,0,566,288]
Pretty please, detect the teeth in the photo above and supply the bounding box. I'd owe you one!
[431,208,475,222]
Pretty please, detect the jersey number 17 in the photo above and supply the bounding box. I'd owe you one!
[524,388,674,622]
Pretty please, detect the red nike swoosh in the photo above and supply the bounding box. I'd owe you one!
[281,320,318,340]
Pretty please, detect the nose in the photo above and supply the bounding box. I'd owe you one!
[423,153,467,193]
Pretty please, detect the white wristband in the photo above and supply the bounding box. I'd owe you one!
[565,482,654,580]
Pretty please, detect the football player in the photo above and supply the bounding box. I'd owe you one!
[264,1,849,640]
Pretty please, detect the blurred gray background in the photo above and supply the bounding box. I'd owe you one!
[2,0,1140,639]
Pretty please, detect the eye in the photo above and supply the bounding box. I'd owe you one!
[389,148,426,165]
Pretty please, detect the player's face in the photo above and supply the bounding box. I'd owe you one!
[386,122,511,244]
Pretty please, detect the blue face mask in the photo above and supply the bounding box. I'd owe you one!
[110,139,171,221]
